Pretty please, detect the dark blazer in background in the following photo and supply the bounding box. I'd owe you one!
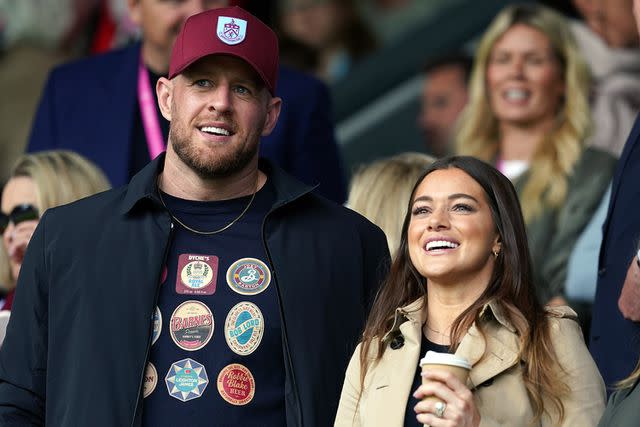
[26,42,347,203]
[590,114,640,389]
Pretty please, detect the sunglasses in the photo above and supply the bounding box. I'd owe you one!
[0,204,39,234]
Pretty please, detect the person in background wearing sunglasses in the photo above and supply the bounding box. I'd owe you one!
[0,150,110,310]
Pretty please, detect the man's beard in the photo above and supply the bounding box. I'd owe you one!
[169,121,259,180]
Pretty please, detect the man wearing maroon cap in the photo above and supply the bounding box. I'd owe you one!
[0,7,388,427]
[27,0,347,204]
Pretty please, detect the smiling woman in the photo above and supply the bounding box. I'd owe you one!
[334,156,605,427]
[455,4,616,304]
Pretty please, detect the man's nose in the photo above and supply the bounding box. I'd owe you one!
[208,85,232,113]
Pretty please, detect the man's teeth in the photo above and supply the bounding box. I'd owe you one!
[426,240,459,251]
[504,89,529,101]
[201,126,231,136]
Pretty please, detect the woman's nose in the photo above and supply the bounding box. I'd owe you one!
[427,208,450,230]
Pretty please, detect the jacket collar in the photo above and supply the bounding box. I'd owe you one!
[389,297,521,389]
[393,297,517,333]
[119,154,316,215]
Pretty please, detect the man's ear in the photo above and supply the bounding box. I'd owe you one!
[157,77,173,121]
[261,96,282,137]
[127,0,142,26]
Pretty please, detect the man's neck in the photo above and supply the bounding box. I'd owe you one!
[159,150,265,201]
[141,42,169,75]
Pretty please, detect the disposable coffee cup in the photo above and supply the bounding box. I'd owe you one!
[419,351,471,426]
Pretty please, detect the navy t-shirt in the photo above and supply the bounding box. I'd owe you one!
[404,334,449,426]
[142,179,286,426]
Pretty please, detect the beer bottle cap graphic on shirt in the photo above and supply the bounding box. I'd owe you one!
[170,301,214,351]
[217,363,255,405]
[176,254,218,295]
[225,302,264,356]
[226,258,271,295]
[165,358,209,402]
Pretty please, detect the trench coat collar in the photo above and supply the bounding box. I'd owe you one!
[389,298,521,390]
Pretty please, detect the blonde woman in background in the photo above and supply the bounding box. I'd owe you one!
[0,150,110,310]
[456,4,616,304]
[347,152,435,256]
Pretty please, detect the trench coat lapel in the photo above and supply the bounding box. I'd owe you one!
[455,303,520,389]
[365,300,424,426]
[364,300,521,426]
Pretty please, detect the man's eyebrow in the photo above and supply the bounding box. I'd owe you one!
[413,193,479,204]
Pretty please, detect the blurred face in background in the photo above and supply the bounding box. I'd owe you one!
[1,177,38,281]
[635,0,640,38]
[281,0,344,49]
[128,0,229,72]
[418,64,469,157]
[486,24,565,129]
[572,0,639,48]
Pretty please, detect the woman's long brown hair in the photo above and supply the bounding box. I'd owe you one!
[359,156,568,424]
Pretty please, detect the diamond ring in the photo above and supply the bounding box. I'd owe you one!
[434,401,446,418]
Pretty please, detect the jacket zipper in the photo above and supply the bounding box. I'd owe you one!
[261,199,310,426]
[130,220,174,427]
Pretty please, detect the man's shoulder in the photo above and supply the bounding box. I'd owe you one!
[290,192,385,237]
[43,186,129,229]
[47,44,139,85]
[277,65,327,99]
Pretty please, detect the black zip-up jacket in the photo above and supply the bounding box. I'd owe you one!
[0,156,389,426]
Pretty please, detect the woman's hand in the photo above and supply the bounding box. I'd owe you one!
[7,220,39,273]
[413,369,480,427]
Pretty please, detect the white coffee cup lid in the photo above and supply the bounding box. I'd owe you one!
[419,350,471,369]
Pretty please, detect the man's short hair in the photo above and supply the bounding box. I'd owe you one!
[422,53,473,84]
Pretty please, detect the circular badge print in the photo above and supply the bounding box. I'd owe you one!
[143,362,158,398]
[226,258,271,295]
[160,265,168,284]
[152,306,162,346]
[217,363,255,405]
[165,358,209,402]
[170,301,214,351]
[225,302,264,356]
[181,260,214,290]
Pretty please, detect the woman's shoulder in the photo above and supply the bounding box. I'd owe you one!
[545,305,579,319]
[574,146,617,173]
[544,305,580,333]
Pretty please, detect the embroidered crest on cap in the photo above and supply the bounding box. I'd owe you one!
[176,254,218,295]
[225,302,264,356]
[170,301,214,351]
[143,362,158,398]
[216,16,247,45]
[226,258,271,295]
[217,363,255,405]
[165,358,209,402]
[152,306,162,346]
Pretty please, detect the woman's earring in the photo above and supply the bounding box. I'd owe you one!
[492,249,499,258]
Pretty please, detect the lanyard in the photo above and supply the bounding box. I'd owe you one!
[137,55,166,159]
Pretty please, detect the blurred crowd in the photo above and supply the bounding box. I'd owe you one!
[2,0,640,425]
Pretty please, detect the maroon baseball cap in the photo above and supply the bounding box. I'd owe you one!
[168,6,279,95]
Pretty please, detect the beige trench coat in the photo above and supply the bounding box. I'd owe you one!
[335,299,605,426]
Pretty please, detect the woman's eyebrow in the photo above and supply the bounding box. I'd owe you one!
[413,193,479,204]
